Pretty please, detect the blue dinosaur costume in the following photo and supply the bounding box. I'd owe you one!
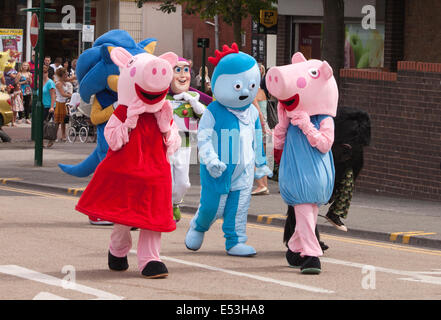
[185,43,272,256]
[58,30,157,177]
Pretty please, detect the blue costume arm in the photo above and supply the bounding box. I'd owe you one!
[198,109,226,178]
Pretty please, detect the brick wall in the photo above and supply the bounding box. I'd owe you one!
[404,0,441,63]
[339,62,441,201]
[384,0,405,71]
[276,14,292,67]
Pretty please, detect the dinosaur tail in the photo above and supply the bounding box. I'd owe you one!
[58,147,100,177]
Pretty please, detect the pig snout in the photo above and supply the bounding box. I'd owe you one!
[142,58,173,92]
[266,67,288,99]
[266,66,307,100]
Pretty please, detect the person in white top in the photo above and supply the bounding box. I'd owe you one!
[50,57,63,80]
[54,67,72,141]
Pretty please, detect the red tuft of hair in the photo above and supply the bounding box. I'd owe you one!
[208,43,239,66]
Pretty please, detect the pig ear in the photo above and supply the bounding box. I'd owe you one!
[158,52,178,67]
[319,61,334,80]
[291,52,307,64]
[110,47,133,68]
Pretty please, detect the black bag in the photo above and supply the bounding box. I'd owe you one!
[43,115,58,141]
[266,99,279,129]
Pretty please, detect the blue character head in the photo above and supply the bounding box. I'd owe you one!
[209,43,260,109]
[76,29,157,103]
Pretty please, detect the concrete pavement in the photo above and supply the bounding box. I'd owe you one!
[1,124,440,250]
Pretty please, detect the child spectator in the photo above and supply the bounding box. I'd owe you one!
[10,83,24,126]
[16,62,33,124]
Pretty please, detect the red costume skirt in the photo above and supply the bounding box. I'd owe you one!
[76,106,176,232]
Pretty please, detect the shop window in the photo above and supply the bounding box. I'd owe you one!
[298,23,322,60]
[345,24,384,69]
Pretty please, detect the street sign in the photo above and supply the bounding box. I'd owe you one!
[30,13,39,48]
[197,38,209,48]
[257,9,278,35]
[82,25,95,43]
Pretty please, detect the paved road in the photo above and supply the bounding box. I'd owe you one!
[1,185,441,302]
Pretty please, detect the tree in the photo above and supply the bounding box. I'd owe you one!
[136,0,276,45]
[321,0,345,84]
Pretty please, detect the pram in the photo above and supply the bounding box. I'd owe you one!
[66,93,96,143]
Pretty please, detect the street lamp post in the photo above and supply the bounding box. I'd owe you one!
[205,16,219,51]
[22,4,55,166]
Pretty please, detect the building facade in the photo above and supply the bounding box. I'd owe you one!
[277,0,441,201]
[0,0,184,64]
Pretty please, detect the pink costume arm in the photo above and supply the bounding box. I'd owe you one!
[154,100,173,133]
[273,103,290,151]
[164,122,181,156]
[297,116,335,154]
[154,100,181,156]
[104,105,133,151]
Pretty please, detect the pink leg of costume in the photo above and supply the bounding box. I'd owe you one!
[109,224,133,258]
[287,204,323,258]
[109,224,162,271]
[137,229,162,271]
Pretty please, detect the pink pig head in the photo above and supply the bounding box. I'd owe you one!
[110,47,178,112]
[266,52,338,117]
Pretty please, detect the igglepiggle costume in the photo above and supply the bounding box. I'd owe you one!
[58,30,157,178]
[185,43,272,257]
[167,57,207,222]
[76,47,181,278]
[266,52,338,274]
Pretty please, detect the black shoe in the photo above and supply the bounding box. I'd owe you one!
[325,212,348,232]
[286,249,306,269]
[319,241,329,251]
[300,256,321,275]
[141,261,168,279]
[108,251,129,271]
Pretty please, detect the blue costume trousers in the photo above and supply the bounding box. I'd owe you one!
[190,185,252,250]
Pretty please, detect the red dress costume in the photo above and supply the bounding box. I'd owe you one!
[76,105,176,232]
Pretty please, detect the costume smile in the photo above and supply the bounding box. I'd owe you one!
[239,95,248,100]
[135,84,168,105]
[280,93,300,111]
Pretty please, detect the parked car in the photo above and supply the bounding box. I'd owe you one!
[0,90,12,127]
[0,90,12,142]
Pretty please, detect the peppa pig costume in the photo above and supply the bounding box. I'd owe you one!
[266,52,338,274]
[76,47,181,278]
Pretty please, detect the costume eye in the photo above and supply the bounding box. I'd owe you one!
[234,81,243,91]
[183,67,190,73]
[175,67,181,73]
[308,68,320,79]
[249,82,256,90]
[127,57,136,67]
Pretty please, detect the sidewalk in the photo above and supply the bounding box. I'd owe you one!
[1,124,441,250]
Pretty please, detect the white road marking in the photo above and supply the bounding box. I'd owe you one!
[128,250,334,294]
[0,265,123,300]
[33,292,69,300]
[322,257,441,286]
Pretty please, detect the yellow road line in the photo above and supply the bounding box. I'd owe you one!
[180,213,441,257]
[402,233,437,244]
[67,187,85,196]
[390,231,437,244]
[0,185,77,200]
[257,214,286,224]
[0,177,23,184]
[390,231,424,242]
[1,189,440,258]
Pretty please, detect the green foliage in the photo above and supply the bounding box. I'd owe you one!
[136,0,277,25]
